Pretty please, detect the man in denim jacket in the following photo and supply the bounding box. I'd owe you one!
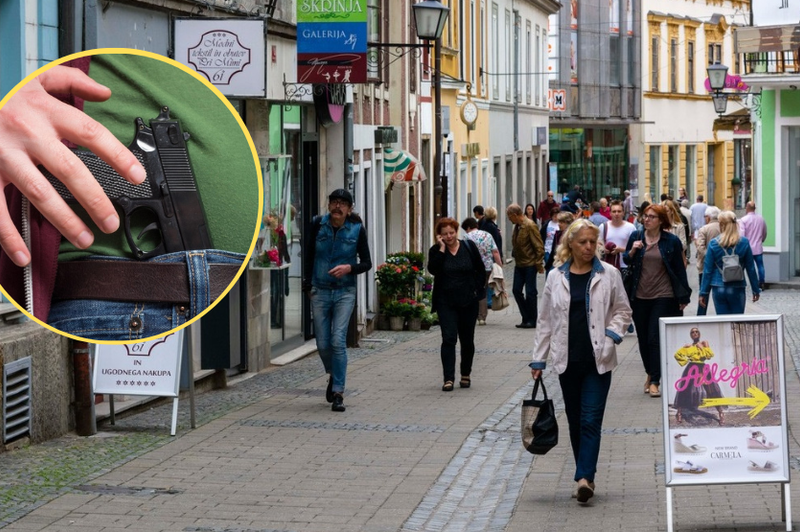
[303,189,372,412]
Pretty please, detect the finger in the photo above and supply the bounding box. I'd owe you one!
[37,65,112,103]
[33,141,120,234]
[50,104,146,187]
[0,199,31,267]
[8,157,96,247]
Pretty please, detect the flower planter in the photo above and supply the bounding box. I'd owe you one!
[389,316,405,331]
[407,317,422,331]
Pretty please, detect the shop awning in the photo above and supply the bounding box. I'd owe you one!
[383,148,427,191]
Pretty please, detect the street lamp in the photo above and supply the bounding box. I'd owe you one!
[707,62,729,116]
[412,0,450,221]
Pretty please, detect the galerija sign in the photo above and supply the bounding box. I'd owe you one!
[297,0,367,84]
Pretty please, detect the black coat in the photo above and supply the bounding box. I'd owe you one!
[427,239,486,313]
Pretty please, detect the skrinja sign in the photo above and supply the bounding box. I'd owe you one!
[174,18,266,97]
[297,0,367,84]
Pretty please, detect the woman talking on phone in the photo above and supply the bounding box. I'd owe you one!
[427,218,486,392]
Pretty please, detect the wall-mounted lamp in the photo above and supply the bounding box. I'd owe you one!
[707,62,729,116]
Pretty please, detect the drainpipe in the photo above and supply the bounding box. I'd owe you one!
[72,341,96,436]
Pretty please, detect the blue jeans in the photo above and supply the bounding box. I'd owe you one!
[48,250,244,341]
[436,298,479,383]
[753,254,765,285]
[558,361,612,483]
[711,285,746,315]
[512,265,538,325]
[310,286,356,393]
[696,274,707,316]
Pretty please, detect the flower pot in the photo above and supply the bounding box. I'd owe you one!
[407,317,422,331]
[389,316,405,331]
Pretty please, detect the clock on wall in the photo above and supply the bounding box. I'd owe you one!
[460,99,478,127]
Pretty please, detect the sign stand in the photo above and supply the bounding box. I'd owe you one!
[660,316,790,531]
[93,332,184,436]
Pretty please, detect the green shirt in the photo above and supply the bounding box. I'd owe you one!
[60,53,259,260]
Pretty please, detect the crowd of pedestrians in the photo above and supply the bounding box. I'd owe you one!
[304,185,767,504]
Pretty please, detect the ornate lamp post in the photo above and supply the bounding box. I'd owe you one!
[412,1,450,221]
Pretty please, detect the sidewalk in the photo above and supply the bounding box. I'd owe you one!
[1,264,798,531]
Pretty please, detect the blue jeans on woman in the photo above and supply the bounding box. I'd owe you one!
[711,285,747,315]
[310,286,356,393]
[558,361,612,483]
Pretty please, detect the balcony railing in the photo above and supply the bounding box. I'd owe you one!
[736,51,800,75]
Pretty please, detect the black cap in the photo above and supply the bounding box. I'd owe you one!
[329,188,353,206]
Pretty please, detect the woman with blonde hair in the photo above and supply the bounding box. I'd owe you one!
[530,219,632,503]
[663,200,688,262]
[699,210,760,314]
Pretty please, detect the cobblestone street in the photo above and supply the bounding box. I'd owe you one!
[1,264,799,531]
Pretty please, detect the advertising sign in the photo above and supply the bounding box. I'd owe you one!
[753,0,799,27]
[174,18,266,97]
[297,0,368,84]
[660,316,788,487]
[94,332,184,398]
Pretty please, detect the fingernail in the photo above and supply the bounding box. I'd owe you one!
[13,251,29,266]
[76,230,94,249]
[101,214,120,233]
[130,163,147,184]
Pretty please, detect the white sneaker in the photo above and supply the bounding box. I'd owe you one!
[477,319,486,326]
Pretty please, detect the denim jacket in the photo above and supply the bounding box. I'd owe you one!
[699,237,761,297]
[312,214,362,290]
[622,230,692,305]
[529,258,632,375]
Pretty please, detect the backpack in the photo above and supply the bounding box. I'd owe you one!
[719,246,744,282]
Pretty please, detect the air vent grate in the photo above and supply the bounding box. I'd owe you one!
[3,357,31,444]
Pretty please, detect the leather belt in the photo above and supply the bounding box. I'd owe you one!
[53,261,241,303]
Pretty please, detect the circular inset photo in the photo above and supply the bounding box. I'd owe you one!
[0,49,261,343]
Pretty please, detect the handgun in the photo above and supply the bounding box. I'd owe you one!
[41,106,212,259]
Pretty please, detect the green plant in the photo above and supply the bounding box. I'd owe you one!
[388,251,424,269]
[381,300,410,317]
[421,310,438,325]
[375,261,418,299]
[398,298,426,319]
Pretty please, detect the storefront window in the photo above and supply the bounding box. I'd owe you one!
[548,128,629,201]
[734,138,751,210]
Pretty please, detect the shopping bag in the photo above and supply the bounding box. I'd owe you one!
[521,377,558,455]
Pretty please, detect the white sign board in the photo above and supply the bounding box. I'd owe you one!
[660,316,788,487]
[174,18,266,98]
[93,332,184,398]
[753,1,800,27]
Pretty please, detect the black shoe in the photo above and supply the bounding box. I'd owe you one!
[332,393,346,412]
[516,322,535,329]
[326,376,334,403]
[760,283,766,291]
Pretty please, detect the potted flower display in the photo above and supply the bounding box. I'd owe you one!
[381,300,408,331]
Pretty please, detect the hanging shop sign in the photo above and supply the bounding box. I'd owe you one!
[297,0,367,84]
[659,315,789,530]
[174,18,266,97]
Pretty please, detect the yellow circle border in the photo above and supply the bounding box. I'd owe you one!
[0,47,263,345]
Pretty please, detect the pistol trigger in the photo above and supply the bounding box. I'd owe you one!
[137,222,161,240]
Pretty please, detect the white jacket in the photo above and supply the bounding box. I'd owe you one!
[531,258,632,375]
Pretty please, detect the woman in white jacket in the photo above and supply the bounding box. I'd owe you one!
[530,219,632,504]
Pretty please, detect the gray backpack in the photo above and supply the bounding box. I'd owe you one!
[719,246,744,282]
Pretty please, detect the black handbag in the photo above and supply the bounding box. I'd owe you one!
[521,377,559,455]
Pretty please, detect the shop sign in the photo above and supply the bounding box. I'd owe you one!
[660,315,788,487]
[297,0,367,84]
[174,18,266,97]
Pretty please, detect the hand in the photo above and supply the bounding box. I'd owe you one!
[328,264,352,278]
[630,240,643,255]
[0,65,146,266]
[679,303,687,311]
[436,234,445,251]
[698,296,707,308]
[531,369,542,380]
